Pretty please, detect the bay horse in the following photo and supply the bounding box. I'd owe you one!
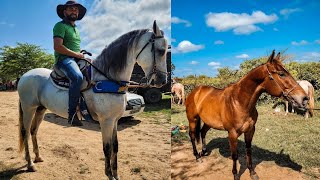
[171,82,185,105]
[185,51,308,180]
[17,21,167,179]
[284,80,315,118]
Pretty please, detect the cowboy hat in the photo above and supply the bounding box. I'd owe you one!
[57,1,87,20]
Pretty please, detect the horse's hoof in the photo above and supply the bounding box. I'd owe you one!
[27,165,37,172]
[200,149,209,156]
[250,172,259,180]
[107,176,116,180]
[234,174,240,180]
[34,157,44,163]
[196,158,203,163]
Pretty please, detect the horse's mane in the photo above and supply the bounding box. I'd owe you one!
[94,29,150,74]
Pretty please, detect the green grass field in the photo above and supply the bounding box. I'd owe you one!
[171,102,320,179]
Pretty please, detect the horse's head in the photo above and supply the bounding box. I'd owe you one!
[136,20,168,88]
[262,50,309,109]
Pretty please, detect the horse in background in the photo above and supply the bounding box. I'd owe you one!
[17,21,167,179]
[171,82,185,105]
[185,51,308,180]
[284,80,315,118]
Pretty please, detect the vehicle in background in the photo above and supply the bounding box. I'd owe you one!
[122,92,145,117]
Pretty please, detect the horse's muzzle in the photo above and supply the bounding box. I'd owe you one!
[149,73,167,88]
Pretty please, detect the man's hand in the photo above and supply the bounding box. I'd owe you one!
[76,52,85,59]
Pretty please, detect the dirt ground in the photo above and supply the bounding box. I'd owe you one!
[0,91,171,180]
[171,142,309,180]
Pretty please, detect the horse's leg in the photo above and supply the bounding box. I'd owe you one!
[188,117,201,161]
[228,130,239,180]
[244,126,259,180]
[285,101,288,115]
[200,123,210,156]
[101,120,116,179]
[21,106,37,172]
[111,122,119,180]
[31,106,46,163]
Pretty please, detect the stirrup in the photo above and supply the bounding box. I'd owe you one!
[68,113,83,126]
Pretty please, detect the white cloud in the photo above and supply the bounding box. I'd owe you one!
[173,40,204,53]
[214,40,224,45]
[190,61,199,65]
[273,27,279,31]
[280,8,301,18]
[291,40,308,46]
[234,25,262,35]
[208,62,221,66]
[205,11,278,35]
[300,52,320,61]
[172,17,192,27]
[315,40,320,44]
[79,0,171,56]
[236,54,250,59]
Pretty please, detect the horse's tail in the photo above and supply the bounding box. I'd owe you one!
[308,86,315,117]
[195,116,201,143]
[18,100,25,153]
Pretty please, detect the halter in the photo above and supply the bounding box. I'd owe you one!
[135,32,167,83]
[266,64,298,97]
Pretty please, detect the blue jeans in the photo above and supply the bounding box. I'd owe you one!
[56,57,83,119]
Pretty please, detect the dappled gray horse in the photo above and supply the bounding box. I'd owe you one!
[17,21,167,179]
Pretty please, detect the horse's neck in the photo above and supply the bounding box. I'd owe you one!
[233,65,266,110]
[91,59,136,82]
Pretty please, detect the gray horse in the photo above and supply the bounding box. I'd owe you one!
[18,21,167,179]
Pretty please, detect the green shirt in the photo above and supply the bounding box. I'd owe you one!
[53,21,81,63]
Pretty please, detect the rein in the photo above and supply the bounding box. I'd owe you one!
[266,64,298,97]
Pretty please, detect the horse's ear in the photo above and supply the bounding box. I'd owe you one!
[267,50,275,63]
[153,20,162,36]
[274,52,281,62]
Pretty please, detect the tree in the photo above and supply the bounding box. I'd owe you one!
[0,43,54,82]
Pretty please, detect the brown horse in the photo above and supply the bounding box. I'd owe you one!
[284,80,315,118]
[185,51,309,180]
[171,82,185,105]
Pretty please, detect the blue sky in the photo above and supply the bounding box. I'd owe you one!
[172,0,320,77]
[0,0,170,57]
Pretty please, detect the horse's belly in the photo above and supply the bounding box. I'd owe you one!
[200,113,225,130]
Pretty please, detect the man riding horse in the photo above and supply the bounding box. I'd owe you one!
[53,0,87,126]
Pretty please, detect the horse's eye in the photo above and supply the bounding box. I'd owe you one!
[158,49,166,56]
[278,72,286,78]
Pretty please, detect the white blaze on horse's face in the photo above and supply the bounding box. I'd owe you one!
[136,21,168,88]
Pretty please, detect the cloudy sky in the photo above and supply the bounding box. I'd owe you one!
[172,0,320,77]
[0,0,170,57]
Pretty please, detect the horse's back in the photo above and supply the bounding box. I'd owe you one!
[297,80,314,94]
[185,85,222,113]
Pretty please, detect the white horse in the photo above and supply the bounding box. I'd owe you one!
[17,21,167,179]
[285,80,315,118]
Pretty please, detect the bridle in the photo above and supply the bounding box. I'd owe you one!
[266,64,298,98]
[136,32,168,84]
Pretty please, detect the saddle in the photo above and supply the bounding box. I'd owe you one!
[50,59,92,91]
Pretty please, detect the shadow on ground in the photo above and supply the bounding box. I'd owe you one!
[206,137,302,178]
[0,162,27,180]
[43,113,141,132]
[171,137,302,179]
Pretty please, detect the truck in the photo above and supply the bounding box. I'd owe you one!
[128,45,171,104]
